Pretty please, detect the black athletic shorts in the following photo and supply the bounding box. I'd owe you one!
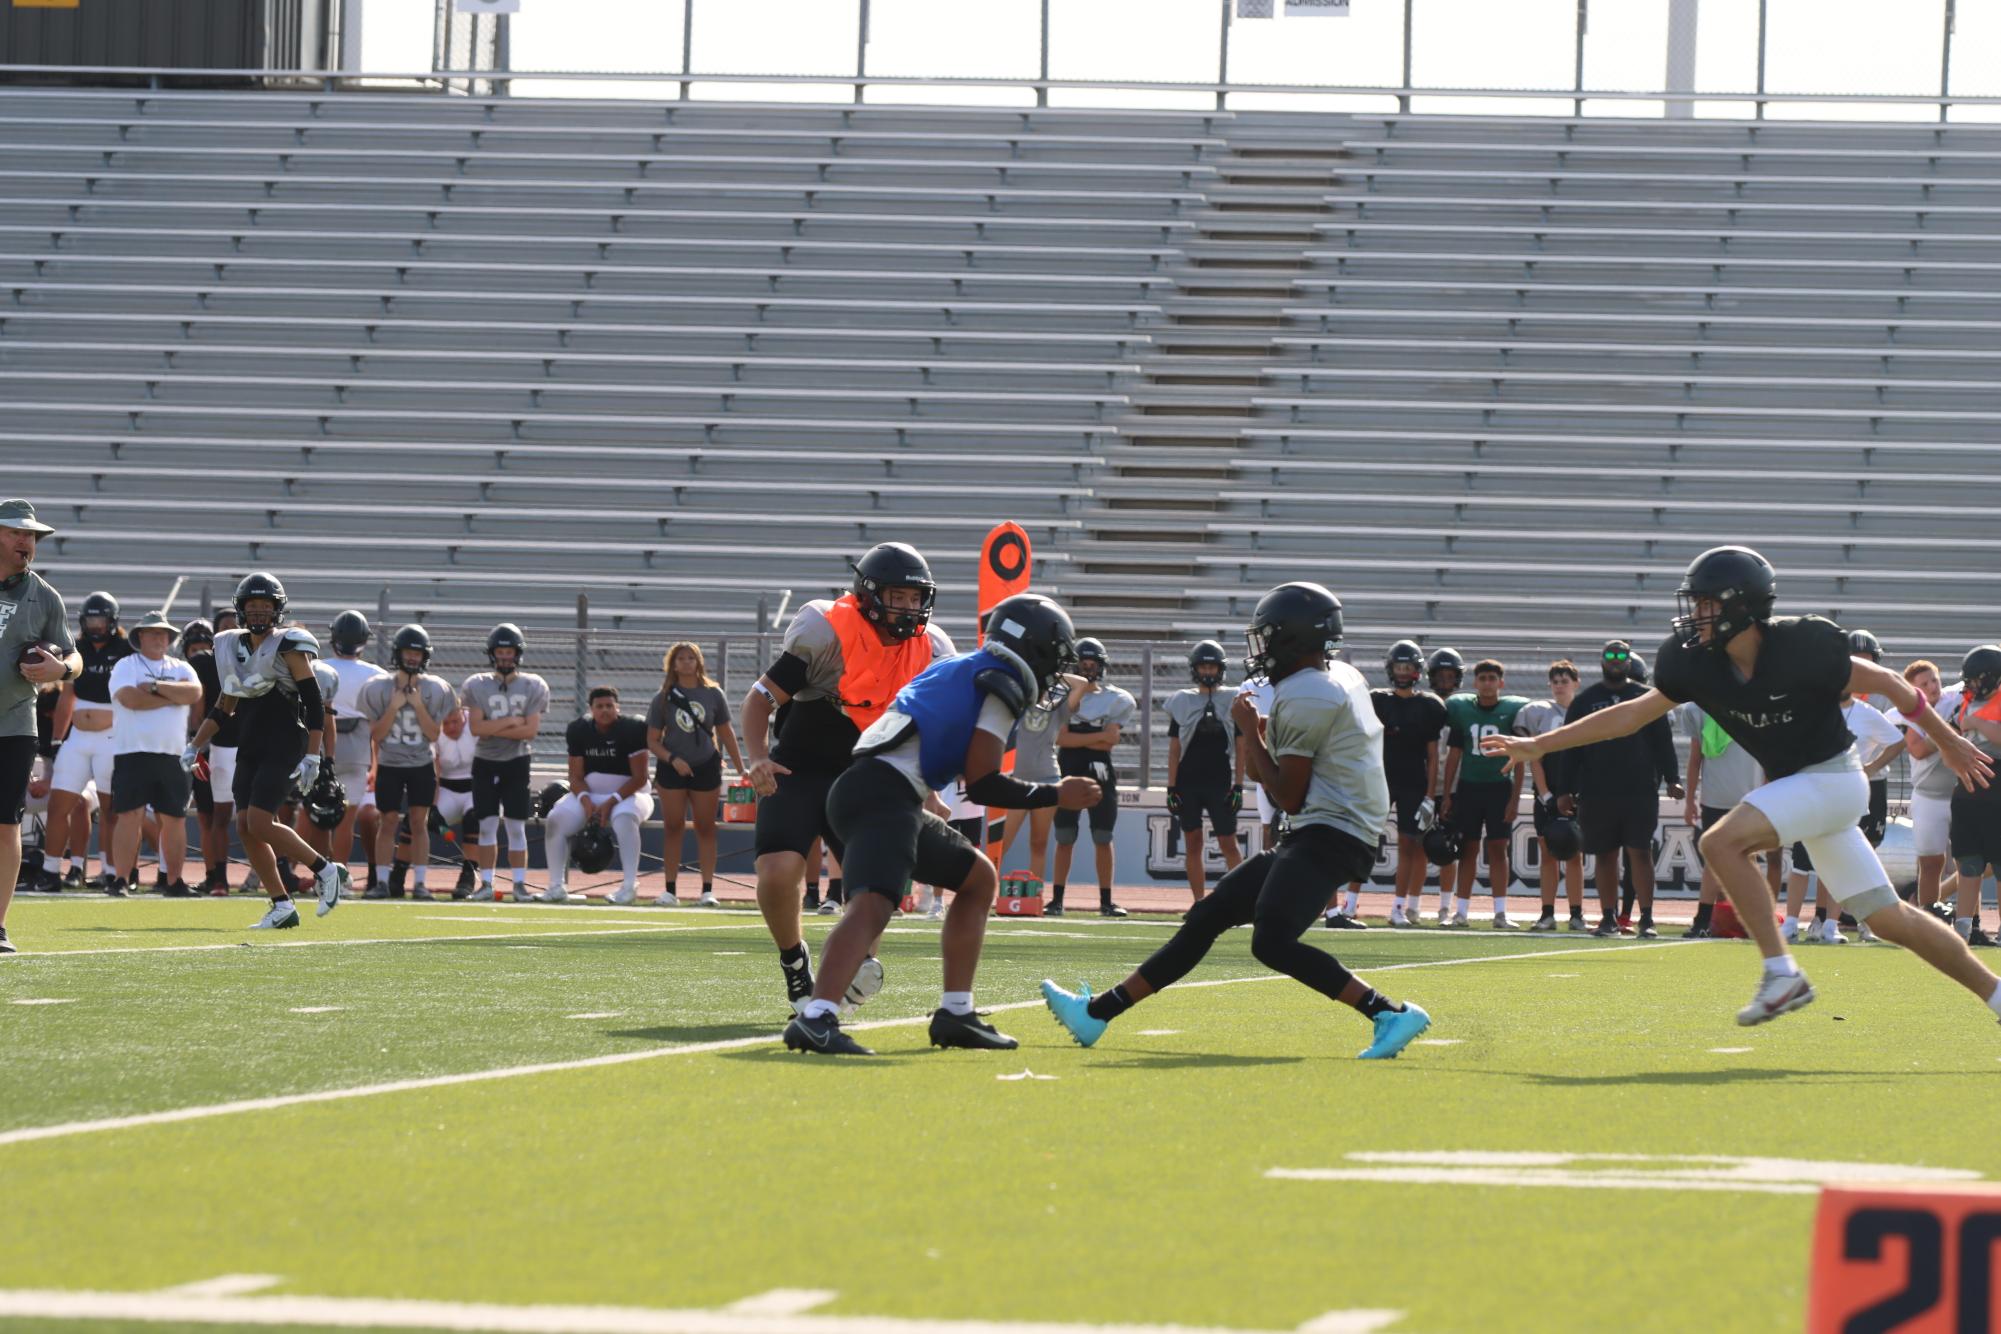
[1055,747,1118,843]
[826,758,978,902]
[376,762,438,814]
[1950,781,2001,877]
[1692,804,1732,864]
[1169,823,1376,946]
[1451,781,1515,843]
[233,733,306,815]
[1863,776,1889,847]
[112,752,190,818]
[0,734,36,825]
[656,754,723,793]
[1175,783,1239,839]
[192,770,214,817]
[753,766,840,861]
[1578,788,1658,857]
[470,755,533,821]
[1390,781,1430,838]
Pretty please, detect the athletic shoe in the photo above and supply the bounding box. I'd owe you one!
[1040,979,1108,1049]
[1438,916,1468,930]
[163,880,197,899]
[386,865,409,899]
[1855,922,1877,943]
[538,886,567,904]
[608,885,636,906]
[1527,915,1557,933]
[1592,917,1621,938]
[313,862,348,917]
[926,902,946,921]
[1636,919,1659,940]
[1358,1003,1432,1060]
[453,864,476,898]
[916,893,937,916]
[782,1011,873,1056]
[1781,922,1800,944]
[86,871,115,892]
[1736,970,1814,1026]
[657,891,681,908]
[1971,927,1997,948]
[1388,911,1415,928]
[0,925,13,954]
[929,1007,1019,1051]
[1324,912,1368,930]
[411,886,435,902]
[700,891,721,908]
[1044,902,1065,917]
[1568,913,1591,932]
[209,878,231,898]
[152,870,169,894]
[249,900,301,931]
[1926,902,1956,925]
[817,898,839,916]
[1617,913,1633,932]
[242,870,261,893]
[1681,921,1711,939]
[1819,920,1848,946]
[1100,901,1128,918]
[510,885,533,904]
[782,949,815,1015]
[61,866,83,890]
[802,891,821,912]
[1491,915,1521,931]
[29,867,61,894]
[103,878,129,898]
[363,879,390,900]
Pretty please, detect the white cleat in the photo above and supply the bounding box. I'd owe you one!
[313,863,348,917]
[1819,920,1848,945]
[699,891,721,908]
[817,898,839,916]
[1736,969,1815,1026]
[539,886,568,904]
[471,883,500,902]
[1780,922,1800,945]
[249,899,301,931]
[1857,922,1879,943]
[656,891,680,908]
[608,885,636,906]
[926,903,946,921]
[510,885,533,904]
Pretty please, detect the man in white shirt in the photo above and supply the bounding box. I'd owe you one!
[430,705,480,898]
[1902,659,1965,927]
[107,612,202,896]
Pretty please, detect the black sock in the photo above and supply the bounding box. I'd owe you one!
[804,877,821,902]
[1355,988,1402,1019]
[1692,902,1713,927]
[1815,904,1829,922]
[1086,983,1136,1023]
[780,943,808,968]
[828,877,844,905]
[366,863,378,883]
[392,859,408,874]
[1571,905,1588,918]
[702,881,713,896]
[1099,885,1115,903]
[1620,890,1635,917]
[1051,882,1066,902]
[1537,905,1555,920]
[308,856,328,874]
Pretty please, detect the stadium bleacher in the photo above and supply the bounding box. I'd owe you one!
[1,86,1995,671]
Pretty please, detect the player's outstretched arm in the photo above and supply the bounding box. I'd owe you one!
[1479,689,1675,776]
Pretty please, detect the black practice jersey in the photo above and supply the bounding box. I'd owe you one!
[73,635,133,707]
[566,715,649,777]
[1652,616,1857,780]
[1372,688,1448,791]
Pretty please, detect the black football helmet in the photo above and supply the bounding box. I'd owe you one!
[391,624,433,672]
[1427,646,1465,695]
[1848,629,1884,664]
[1542,814,1582,861]
[1244,582,1343,682]
[1422,823,1464,867]
[1628,652,1649,686]
[1672,545,1775,651]
[1385,639,1425,689]
[329,610,371,655]
[850,542,936,642]
[486,622,526,670]
[1188,639,1228,687]
[570,823,617,875]
[536,780,569,819]
[233,572,288,633]
[1074,637,1108,683]
[79,591,119,639]
[1962,645,2001,702]
[302,769,348,831]
[984,593,1079,705]
[178,618,215,654]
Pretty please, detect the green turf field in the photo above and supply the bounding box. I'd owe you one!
[4,896,1998,1334]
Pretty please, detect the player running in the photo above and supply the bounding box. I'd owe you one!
[1042,583,1431,1060]
[1482,546,2000,1027]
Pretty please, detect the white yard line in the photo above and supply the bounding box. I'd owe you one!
[13,922,762,960]
[0,939,1692,1151]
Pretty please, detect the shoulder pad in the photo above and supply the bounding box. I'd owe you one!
[280,628,320,658]
[973,667,1028,718]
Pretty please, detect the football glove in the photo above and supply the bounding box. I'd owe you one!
[1229,784,1243,812]
[1165,787,1181,814]
[291,753,322,792]
[1416,797,1436,831]
[180,743,200,775]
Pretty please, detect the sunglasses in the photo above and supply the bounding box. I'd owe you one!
[1603,651,1631,663]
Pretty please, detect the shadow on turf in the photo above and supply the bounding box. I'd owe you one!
[608,1023,778,1045]
[67,926,231,935]
[1479,1067,1917,1088]
[1091,1052,1305,1070]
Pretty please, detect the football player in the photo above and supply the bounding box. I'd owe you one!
[45,590,132,893]
[0,499,79,954]
[188,572,349,928]
[358,625,455,900]
[1439,660,1530,929]
[1163,639,1243,906]
[1042,584,1430,1060]
[545,686,652,905]
[1365,639,1445,931]
[1422,647,1466,920]
[1518,660,1588,932]
[462,624,549,902]
[739,543,952,1014]
[322,611,386,894]
[1484,546,2000,1027]
[1051,637,1135,917]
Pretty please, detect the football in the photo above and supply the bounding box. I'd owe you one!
[17,641,64,675]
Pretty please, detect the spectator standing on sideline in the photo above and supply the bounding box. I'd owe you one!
[1439,659,1529,929]
[1902,660,1964,921]
[1051,637,1135,918]
[323,611,387,894]
[0,500,79,954]
[358,626,454,901]
[107,612,200,896]
[1519,659,1587,932]
[545,686,653,905]
[1553,640,1680,938]
[648,642,743,908]
[1372,640,1446,931]
[1163,639,1243,906]
[46,591,131,893]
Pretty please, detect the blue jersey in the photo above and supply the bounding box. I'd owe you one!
[865,648,1029,792]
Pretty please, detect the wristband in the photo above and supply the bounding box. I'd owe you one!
[1901,695,1933,724]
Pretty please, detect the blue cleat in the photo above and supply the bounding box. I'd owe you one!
[1358,1003,1432,1060]
[1041,979,1109,1049]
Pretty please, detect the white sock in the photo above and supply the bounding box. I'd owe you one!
[1454,895,1470,921]
[1492,895,1507,918]
[941,990,975,1016]
[511,866,526,891]
[1783,915,1799,934]
[481,867,494,887]
[614,817,642,895]
[803,998,839,1021]
[1343,889,1360,915]
[1957,918,1974,940]
[43,854,61,874]
[1986,985,2001,1019]
[411,865,427,888]
[1391,895,1405,915]
[1763,954,1801,977]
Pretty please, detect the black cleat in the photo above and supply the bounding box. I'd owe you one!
[1099,901,1128,918]
[153,870,170,895]
[162,880,198,899]
[103,878,129,898]
[1681,923,1711,939]
[61,866,83,891]
[1324,912,1369,930]
[0,925,13,954]
[387,864,409,899]
[362,879,390,900]
[1927,902,1956,925]
[802,890,821,912]
[928,1007,1019,1051]
[1044,901,1064,917]
[86,871,115,892]
[1970,927,1997,949]
[453,863,476,899]
[783,1011,873,1055]
[28,868,61,894]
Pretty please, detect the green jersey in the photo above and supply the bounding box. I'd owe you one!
[1447,693,1529,786]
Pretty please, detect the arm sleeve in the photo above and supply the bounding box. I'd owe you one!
[294,668,324,726]
[763,651,811,698]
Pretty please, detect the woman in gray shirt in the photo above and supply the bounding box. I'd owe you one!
[647,642,745,908]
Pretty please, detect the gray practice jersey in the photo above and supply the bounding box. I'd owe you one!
[0,571,71,739]
[215,625,321,727]
[1062,683,1136,737]
[461,670,551,762]
[358,672,458,769]
[1266,660,1390,846]
[647,683,731,767]
[1513,698,1567,738]
[1010,688,1070,783]
[1675,702,1764,810]
[1163,686,1238,787]
[324,655,389,768]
